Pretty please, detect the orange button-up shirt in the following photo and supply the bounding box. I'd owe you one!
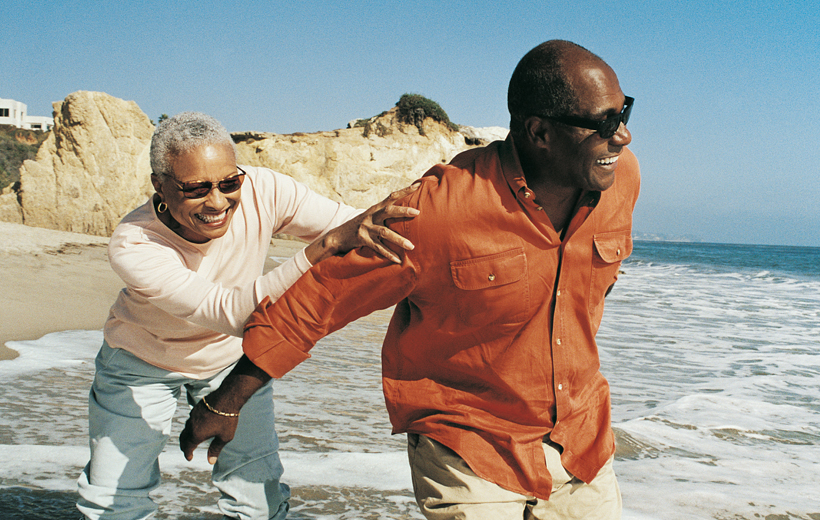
[244,135,640,499]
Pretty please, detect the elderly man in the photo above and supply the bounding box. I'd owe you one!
[182,40,640,519]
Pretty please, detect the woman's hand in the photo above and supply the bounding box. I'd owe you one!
[305,183,420,265]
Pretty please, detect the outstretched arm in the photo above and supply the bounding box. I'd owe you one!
[179,245,418,463]
[180,184,423,464]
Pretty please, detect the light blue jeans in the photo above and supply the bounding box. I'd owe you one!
[77,343,289,520]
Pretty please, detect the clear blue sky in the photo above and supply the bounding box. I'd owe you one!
[5,1,818,247]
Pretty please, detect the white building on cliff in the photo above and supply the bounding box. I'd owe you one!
[0,98,53,131]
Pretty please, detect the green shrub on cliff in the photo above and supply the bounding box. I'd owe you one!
[395,93,458,135]
[0,125,49,191]
[354,94,458,137]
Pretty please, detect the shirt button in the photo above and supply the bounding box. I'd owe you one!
[617,248,621,256]
[556,290,561,296]
[488,274,496,281]
[524,191,531,198]
[558,384,563,390]
[556,338,562,345]
[536,206,543,211]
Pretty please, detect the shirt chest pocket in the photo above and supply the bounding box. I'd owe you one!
[449,247,529,329]
[589,232,632,318]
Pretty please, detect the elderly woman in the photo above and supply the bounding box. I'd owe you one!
[76,112,418,520]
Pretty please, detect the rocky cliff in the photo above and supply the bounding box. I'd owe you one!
[0,91,507,236]
[234,108,507,209]
[4,91,156,235]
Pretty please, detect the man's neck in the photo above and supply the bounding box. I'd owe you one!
[514,135,583,233]
[529,184,583,233]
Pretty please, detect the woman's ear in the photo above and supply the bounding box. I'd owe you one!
[151,174,164,196]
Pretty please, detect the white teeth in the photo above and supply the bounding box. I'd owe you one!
[597,156,618,165]
[196,211,226,224]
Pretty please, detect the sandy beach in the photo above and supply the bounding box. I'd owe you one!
[0,222,308,360]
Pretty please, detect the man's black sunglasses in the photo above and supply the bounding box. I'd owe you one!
[542,96,634,139]
[169,166,247,199]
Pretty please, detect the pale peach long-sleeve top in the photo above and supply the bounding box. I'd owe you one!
[104,165,359,378]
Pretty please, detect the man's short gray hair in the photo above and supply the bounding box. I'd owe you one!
[150,112,236,180]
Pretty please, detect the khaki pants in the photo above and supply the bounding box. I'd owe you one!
[407,434,621,520]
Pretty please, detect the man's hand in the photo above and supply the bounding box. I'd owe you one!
[179,397,239,464]
[180,355,271,464]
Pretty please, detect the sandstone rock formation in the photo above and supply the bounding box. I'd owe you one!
[234,108,507,208]
[0,91,507,236]
[9,91,155,235]
[0,184,22,223]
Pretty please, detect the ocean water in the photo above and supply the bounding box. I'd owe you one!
[1,241,818,519]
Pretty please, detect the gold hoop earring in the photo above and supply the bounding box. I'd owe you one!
[157,201,168,214]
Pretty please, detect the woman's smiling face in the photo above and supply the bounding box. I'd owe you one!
[154,143,242,243]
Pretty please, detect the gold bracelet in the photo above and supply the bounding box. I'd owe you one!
[201,395,240,417]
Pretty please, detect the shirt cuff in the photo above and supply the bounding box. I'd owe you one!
[254,245,314,306]
[294,245,314,271]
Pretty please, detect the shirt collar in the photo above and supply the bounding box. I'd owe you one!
[499,133,600,210]
[499,133,528,197]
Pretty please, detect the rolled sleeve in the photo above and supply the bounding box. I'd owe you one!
[242,248,419,378]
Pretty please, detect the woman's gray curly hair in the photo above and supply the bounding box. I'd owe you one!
[150,112,236,181]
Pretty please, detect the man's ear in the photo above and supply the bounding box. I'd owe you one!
[523,116,552,150]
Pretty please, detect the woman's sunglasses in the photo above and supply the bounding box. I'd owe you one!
[168,166,247,199]
[542,96,634,139]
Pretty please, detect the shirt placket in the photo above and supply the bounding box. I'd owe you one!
[515,184,564,423]
[550,193,598,422]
